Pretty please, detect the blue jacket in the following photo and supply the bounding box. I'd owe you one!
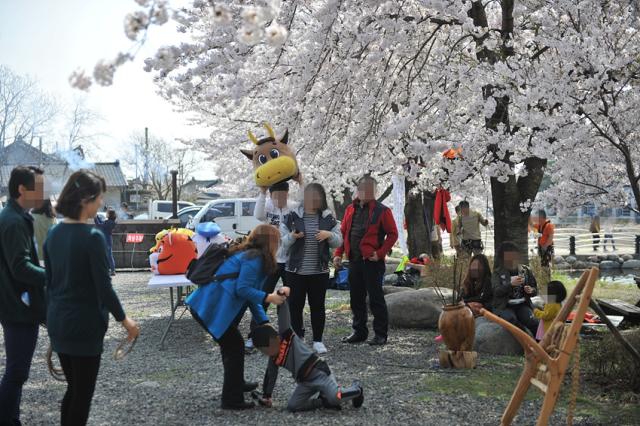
[186,251,269,340]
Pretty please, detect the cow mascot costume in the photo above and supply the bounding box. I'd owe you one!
[241,123,299,187]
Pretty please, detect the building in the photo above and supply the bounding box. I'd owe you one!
[0,138,128,208]
[181,177,222,203]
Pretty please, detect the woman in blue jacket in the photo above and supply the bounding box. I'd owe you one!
[187,224,288,410]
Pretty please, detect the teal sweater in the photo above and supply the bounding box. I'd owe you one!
[0,199,46,324]
[44,223,126,356]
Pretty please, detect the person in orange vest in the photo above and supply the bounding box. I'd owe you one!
[532,209,555,268]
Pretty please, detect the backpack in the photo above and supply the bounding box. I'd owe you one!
[186,243,239,285]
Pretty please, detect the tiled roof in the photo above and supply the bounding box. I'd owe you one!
[0,162,127,190]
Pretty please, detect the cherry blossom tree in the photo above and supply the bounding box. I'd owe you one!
[76,0,640,260]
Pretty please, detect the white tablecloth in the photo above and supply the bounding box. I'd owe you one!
[147,274,193,289]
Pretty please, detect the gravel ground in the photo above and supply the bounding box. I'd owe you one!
[0,272,628,425]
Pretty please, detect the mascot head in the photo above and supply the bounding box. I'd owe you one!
[241,123,298,187]
[156,231,197,275]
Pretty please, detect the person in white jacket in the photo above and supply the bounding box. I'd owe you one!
[246,176,303,352]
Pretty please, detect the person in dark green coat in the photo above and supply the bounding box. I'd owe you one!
[44,170,139,426]
[0,166,46,426]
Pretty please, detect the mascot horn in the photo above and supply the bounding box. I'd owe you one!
[240,122,299,187]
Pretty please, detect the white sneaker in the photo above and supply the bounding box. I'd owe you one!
[245,338,254,350]
[313,341,328,354]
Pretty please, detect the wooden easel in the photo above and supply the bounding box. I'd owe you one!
[480,267,599,426]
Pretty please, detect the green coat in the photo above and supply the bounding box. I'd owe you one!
[0,199,46,324]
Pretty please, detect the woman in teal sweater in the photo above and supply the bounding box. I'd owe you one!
[44,170,139,426]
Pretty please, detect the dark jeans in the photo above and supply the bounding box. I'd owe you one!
[58,353,101,426]
[592,234,600,251]
[287,272,329,342]
[0,321,39,425]
[106,244,115,274]
[348,260,388,339]
[215,325,246,404]
[603,234,616,251]
[497,304,539,336]
[249,263,287,333]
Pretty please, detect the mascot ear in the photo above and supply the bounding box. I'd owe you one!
[240,149,255,160]
[280,129,289,145]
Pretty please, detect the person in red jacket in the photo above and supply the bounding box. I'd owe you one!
[333,176,398,346]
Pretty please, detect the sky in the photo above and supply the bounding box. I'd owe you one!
[0,0,212,178]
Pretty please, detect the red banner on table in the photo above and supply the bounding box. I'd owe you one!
[126,233,144,244]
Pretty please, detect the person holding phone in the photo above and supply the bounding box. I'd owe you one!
[491,241,539,336]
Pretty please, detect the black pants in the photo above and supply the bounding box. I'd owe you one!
[497,304,539,337]
[349,260,388,339]
[0,321,39,424]
[603,234,616,251]
[58,353,101,426]
[249,263,287,333]
[592,233,600,251]
[287,272,329,342]
[215,325,245,404]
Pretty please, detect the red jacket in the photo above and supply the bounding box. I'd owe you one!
[335,200,398,261]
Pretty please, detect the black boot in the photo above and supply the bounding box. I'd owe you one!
[242,381,258,392]
[341,380,364,408]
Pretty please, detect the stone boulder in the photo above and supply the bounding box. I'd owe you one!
[607,254,621,262]
[573,261,588,270]
[555,262,570,270]
[622,259,640,269]
[599,260,620,270]
[386,288,451,329]
[565,256,578,264]
[384,274,399,285]
[382,285,414,295]
[473,317,524,356]
[621,254,634,262]
[554,255,565,264]
[587,255,599,263]
[597,254,609,262]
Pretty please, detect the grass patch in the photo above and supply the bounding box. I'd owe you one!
[417,354,640,423]
[553,272,639,303]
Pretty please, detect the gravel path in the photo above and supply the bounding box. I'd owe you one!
[0,272,624,425]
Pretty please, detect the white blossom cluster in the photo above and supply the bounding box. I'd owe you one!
[74,0,640,216]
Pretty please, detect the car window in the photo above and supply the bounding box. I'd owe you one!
[205,202,235,221]
[157,203,172,213]
[242,202,256,217]
[178,202,192,210]
[179,210,195,227]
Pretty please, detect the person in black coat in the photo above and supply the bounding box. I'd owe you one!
[461,254,493,316]
[0,166,46,425]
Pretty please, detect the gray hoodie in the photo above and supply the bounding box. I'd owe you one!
[262,300,321,397]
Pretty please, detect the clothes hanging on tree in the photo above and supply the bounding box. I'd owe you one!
[433,188,452,233]
[391,175,408,255]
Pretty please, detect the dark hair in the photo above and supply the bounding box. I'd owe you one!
[459,200,470,208]
[497,241,519,260]
[249,324,278,348]
[455,205,461,214]
[269,181,289,193]
[8,166,44,199]
[107,207,117,221]
[304,183,328,213]
[537,209,547,219]
[547,280,567,303]
[121,202,129,209]
[463,254,492,297]
[228,224,279,275]
[32,199,56,218]
[56,170,106,220]
[357,175,377,187]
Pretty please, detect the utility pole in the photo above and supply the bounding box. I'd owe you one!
[143,127,150,189]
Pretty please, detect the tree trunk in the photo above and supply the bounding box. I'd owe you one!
[405,179,431,258]
[491,157,547,270]
[332,187,353,221]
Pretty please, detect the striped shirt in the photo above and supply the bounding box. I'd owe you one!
[295,213,328,275]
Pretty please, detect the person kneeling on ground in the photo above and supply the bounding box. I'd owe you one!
[250,297,364,412]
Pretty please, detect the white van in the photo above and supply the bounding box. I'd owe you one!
[148,200,195,220]
[186,198,261,239]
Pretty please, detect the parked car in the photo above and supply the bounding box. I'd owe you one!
[177,205,202,228]
[148,200,195,220]
[186,198,260,238]
[134,213,149,220]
